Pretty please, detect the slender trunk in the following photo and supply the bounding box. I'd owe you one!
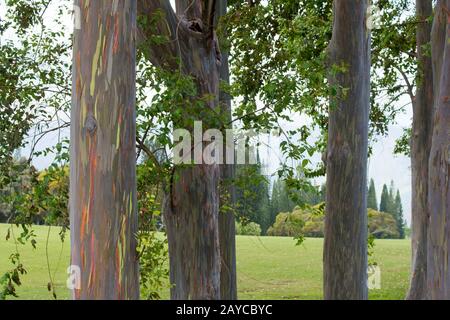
[217,0,238,300]
[323,0,370,300]
[427,0,450,300]
[70,0,139,299]
[407,0,434,300]
[164,164,221,299]
[163,16,222,299]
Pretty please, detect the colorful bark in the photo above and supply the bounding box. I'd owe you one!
[70,0,139,299]
[407,0,434,300]
[427,0,450,300]
[163,31,222,299]
[164,164,221,299]
[217,0,238,300]
[139,1,223,300]
[324,0,370,300]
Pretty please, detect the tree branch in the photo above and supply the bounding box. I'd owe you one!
[137,0,180,70]
[136,137,164,175]
[203,0,217,38]
[394,65,415,102]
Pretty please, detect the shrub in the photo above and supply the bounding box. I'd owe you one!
[267,204,400,239]
[368,209,400,239]
[266,211,304,237]
[235,221,262,236]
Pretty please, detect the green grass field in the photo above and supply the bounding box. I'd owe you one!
[0,224,411,300]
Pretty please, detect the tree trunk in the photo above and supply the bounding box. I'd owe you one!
[70,0,139,299]
[323,0,370,300]
[216,0,238,300]
[164,164,221,299]
[407,0,434,300]
[427,0,450,300]
[137,0,223,300]
[160,1,222,299]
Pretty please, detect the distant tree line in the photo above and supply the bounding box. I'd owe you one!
[235,169,405,240]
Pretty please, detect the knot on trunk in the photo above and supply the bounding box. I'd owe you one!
[188,18,203,33]
[179,17,204,37]
[83,114,97,136]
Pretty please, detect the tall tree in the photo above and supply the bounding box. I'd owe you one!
[394,190,405,239]
[269,178,296,220]
[323,0,370,300]
[234,150,270,231]
[70,0,139,299]
[380,184,390,213]
[407,0,434,300]
[138,1,224,299]
[427,0,450,300]
[270,179,281,225]
[387,180,397,214]
[368,178,378,210]
[217,0,237,300]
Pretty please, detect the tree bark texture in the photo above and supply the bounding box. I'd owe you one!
[324,0,370,300]
[139,0,223,299]
[427,0,450,300]
[70,0,139,300]
[216,0,238,300]
[407,0,434,300]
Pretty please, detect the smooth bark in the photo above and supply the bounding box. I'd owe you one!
[139,0,223,299]
[216,0,238,300]
[324,0,370,300]
[427,0,450,300]
[70,0,139,299]
[407,0,434,300]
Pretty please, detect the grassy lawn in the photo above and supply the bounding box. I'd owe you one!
[0,224,410,300]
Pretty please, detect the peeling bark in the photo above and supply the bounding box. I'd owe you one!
[407,0,434,300]
[427,0,450,300]
[324,0,370,300]
[70,0,139,299]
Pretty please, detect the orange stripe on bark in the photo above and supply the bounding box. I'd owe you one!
[88,232,96,290]
[80,206,87,240]
[113,15,120,53]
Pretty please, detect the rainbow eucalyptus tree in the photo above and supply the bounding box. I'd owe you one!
[138,0,228,299]
[70,0,139,299]
[217,0,237,300]
[407,0,434,300]
[323,0,371,300]
[427,0,450,300]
